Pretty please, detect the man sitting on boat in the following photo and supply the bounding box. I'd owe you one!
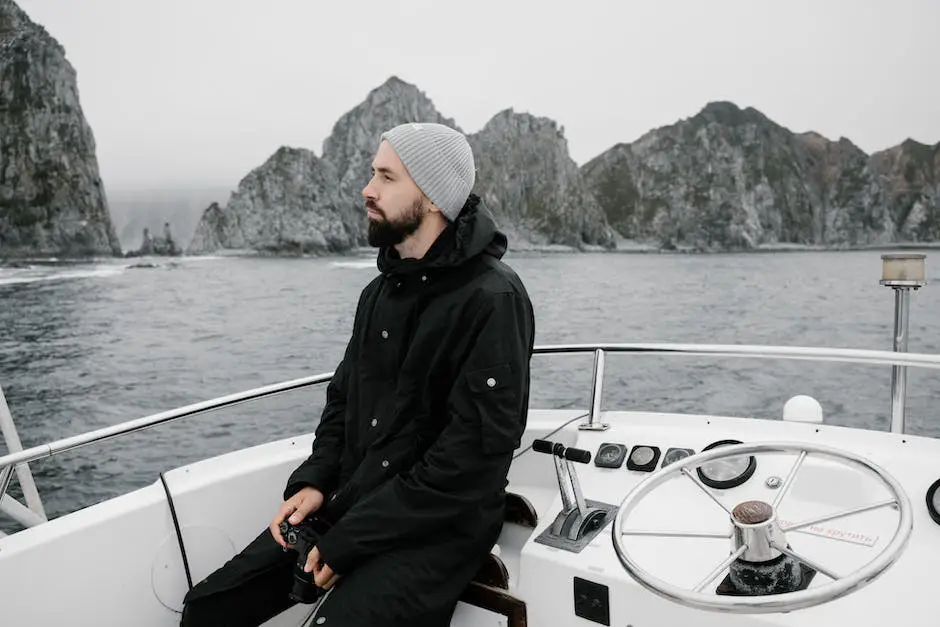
[180,122,537,627]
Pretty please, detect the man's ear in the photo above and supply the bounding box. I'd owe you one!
[423,194,441,215]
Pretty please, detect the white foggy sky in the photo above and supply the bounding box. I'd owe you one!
[15,0,940,192]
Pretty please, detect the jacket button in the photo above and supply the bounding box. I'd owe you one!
[421,274,427,282]
[382,460,389,468]
[486,377,496,387]
[371,418,377,427]
[381,330,388,339]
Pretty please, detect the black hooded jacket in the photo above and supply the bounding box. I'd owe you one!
[283,194,536,576]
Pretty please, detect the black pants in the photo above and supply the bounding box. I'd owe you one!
[180,523,497,627]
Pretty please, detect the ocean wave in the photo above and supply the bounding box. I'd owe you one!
[0,265,127,287]
[328,260,375,269]
[176,255,226,262]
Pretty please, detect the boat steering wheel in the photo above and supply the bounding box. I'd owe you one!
[611,441,912,613]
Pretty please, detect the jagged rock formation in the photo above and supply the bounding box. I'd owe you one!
[582,102,934,251]
[870,140,939,242]
[187,147,352,255]
[793,132,894,247]
[126,222,181,257]
[190,77,617,254]
[0,0,121,257]
[188,78,461,255]
[186,202,227,254]
[189,78,939,256]
[321,76,459,246]
[468,110,616,249]
[109,187,226,253]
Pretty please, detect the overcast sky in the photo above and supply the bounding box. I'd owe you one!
[16,0,940,192]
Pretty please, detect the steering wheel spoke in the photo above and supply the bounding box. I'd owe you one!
[612,441,913,614]
[680,467,733,515]
[772,450,807,510]
[693,545,748,592]
[781,498,898,534]
[621,529,732,539]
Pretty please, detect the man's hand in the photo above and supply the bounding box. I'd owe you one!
[305,545,341,590]
[269,487,325,548]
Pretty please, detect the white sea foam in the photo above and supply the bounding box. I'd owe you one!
[328,260,375,269]
[0,264,127,287]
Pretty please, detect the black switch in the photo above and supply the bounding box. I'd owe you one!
[573,577,610,625]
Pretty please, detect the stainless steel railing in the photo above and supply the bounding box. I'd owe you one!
[530,343,940,431]
[0,372,334,531]
[3,342,940,532]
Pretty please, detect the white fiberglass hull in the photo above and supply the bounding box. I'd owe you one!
[2,408,939,626]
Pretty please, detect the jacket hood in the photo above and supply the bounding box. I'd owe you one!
[376,194,507,275]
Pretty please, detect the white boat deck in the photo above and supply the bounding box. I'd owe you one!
[2,406,939,626]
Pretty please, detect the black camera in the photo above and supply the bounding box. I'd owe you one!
[279,515,332,604]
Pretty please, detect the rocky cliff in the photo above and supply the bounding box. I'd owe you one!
[0,0,120,258]
[870,139,939,242]
[190,77,617,254]
[582,102,931,251]
[468,110,615,249]
[321,76,459,247]
[190,78,938,255]
[187,147,352,255]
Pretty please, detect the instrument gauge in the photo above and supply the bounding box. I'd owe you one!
[662,447,695,468]
[696,439,756,489]
[626,445,661,472]
[594,443,627,469]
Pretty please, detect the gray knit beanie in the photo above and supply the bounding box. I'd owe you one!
[381,122,476,221]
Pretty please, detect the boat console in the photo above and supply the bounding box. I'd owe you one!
[493,409,938,627]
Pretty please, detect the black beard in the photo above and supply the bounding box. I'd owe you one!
[367,198,425,247]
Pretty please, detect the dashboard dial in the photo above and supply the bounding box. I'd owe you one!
[594,443,627,469]
[626,445,661,472]
[696,439,756,489]
[661,447,695,467]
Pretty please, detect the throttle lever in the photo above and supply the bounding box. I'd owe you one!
[532,439,554,454]
[532,439,591,524]
[533,439,590,463]
[531,441,611,544]
[564,447,592,464]
[533,438,578,514]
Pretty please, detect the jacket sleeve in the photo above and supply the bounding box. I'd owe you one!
[314,288,534,575]
[282,354,350,500]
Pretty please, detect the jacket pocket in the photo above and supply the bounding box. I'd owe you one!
[465,363,523,455]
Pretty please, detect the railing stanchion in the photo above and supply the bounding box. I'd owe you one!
[880,253,927,434]
[580,349,610,431]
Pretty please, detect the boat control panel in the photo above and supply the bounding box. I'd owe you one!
[593,438,757,489]
[525,435,763,559]
[508,414,940,627]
